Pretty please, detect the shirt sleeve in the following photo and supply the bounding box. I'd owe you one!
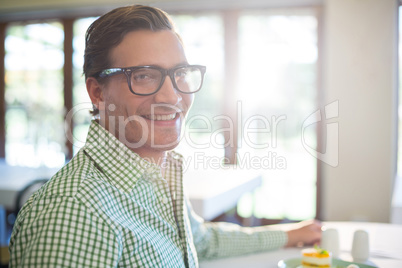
[9,195,121,268]
[186,197,288,261]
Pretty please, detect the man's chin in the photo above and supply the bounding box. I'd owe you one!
[150,139,180,151]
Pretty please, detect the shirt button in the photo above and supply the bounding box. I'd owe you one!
[146,167,154,174]
[162,196,168,204]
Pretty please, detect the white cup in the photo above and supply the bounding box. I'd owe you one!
[321,228,340,258]
[351,229,370,262]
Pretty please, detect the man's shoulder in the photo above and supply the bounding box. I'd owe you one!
[11,150,103,235]
[14,148,118,228]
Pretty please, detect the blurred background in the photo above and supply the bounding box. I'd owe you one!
[0,0,399,240]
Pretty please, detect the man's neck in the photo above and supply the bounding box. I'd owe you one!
[98,120,169,176]
[129,146,168,177]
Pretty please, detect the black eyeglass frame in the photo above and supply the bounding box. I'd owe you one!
[97,64,206,96]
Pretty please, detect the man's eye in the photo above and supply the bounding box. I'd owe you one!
[132,71,157,82]
[176,70,188,78]
[134,74,149,80]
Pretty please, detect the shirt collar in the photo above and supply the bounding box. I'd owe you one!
[83,120,160,193]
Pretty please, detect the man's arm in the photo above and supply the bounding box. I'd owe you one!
[186,198,287,260]
[186,198,321,261]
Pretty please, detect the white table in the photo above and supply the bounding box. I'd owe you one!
[183,167,262,221]
[324,222,402,268]
[199,221,402,268]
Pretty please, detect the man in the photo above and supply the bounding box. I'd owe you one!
[9,5,321,267]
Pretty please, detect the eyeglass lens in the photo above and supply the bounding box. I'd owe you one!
[130,66,203,94]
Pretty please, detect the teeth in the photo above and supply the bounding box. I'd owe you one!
[144,113,177,121]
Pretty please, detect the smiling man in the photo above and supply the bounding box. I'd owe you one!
[9,5,321,267]
[87,28,197,169]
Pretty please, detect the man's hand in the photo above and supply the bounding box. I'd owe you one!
[285,219,322,247]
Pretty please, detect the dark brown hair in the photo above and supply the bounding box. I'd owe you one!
[83,5,179,115]
[84,5,178,79]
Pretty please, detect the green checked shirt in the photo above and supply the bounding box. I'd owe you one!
[9,121,287,268]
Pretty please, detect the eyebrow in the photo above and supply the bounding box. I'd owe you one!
[136,62,189,69]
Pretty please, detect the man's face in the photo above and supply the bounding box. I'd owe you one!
[99,30,193,157]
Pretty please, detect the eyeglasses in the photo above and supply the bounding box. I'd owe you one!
[98,65,206,96]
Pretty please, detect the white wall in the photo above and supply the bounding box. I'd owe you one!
[322,0,398,222]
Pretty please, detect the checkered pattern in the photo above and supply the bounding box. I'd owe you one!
[9,121,287,267]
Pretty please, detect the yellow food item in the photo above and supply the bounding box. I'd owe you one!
[301,248,332,268]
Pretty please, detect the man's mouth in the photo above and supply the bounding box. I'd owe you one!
[142,113,178,121]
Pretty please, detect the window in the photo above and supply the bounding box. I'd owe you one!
[71,17,97,154]
[173,9,319,221]
[172,13,226,167]
[5,22,65,167]
[1,5,320,222]
[236,9,318,220]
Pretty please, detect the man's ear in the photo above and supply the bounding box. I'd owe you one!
[86,77,104,111]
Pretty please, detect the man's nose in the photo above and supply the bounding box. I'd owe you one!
[154,75,182,105]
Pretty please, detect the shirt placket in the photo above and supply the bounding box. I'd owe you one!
[143,165,188,264]
[166,160,196,268]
